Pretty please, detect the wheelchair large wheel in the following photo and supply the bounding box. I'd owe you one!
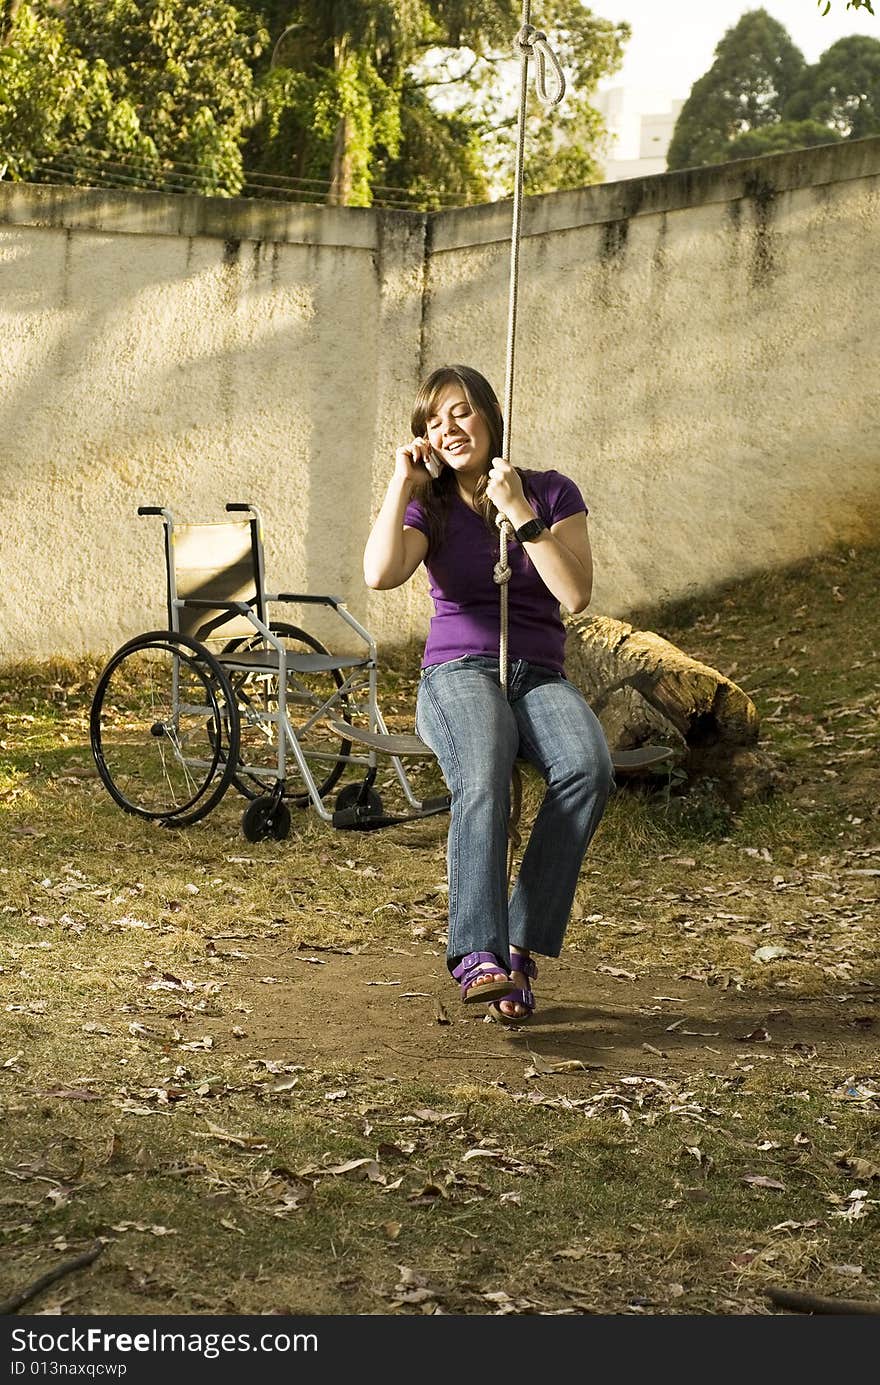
[221,622,353,806]
[90,630,240,827]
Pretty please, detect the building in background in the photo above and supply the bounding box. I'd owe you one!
[596,87,684,181]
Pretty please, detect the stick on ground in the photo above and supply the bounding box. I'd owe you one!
[0,1243,104,1315]
[766,1285,880,1315]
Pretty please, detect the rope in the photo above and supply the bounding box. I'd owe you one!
[494,2,566,887]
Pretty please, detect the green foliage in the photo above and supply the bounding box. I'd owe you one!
[522,1,629,195]
[818,0,874,13]
[669,7,880,170]
[247,1,627,205]
[0,0,266,193]
[667,9,807,170]
[375,82,490,208]
[724,117,843,158]
[785,34,880,136]
[62,0,267,194]
[0,4,127,180]
[245,2,430,200]
[407,1,629,199]
[2,0,629,206]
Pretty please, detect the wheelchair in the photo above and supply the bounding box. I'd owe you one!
[89,503,451,841]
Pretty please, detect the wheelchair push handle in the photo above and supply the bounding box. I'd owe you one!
[225,503,251,513]
[137,506,165,516]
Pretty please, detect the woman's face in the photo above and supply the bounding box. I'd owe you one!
[424,384,492,477]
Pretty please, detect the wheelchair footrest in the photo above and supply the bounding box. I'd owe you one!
[326,720,436,757]
[611,745,675,774]
[332,796,451,831]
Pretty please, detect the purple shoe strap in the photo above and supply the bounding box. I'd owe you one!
[451,951,508,988]
[495,984,535,1014]
[509,948,537,981]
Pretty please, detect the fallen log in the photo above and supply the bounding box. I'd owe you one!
[565,613,775,802]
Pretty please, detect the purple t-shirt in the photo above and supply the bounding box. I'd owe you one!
[404,468,587,673]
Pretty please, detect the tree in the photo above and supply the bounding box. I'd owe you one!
[404,1,629,199]
[247,2,628,206]
[723,117,843,158]
[519,0,630,195]
[2,0,629,207]
[0,1,266,193]
[785,34,880,136]
[62,0,267,193]
[667,8,807,170]
[245,1,443,206]
[0,3,136,182]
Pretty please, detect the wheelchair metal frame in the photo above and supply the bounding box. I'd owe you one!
[89,503,449,838]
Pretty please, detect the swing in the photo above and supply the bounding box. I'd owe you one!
[337,4,672,864]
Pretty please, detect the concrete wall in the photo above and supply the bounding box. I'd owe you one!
[1,138,879,660]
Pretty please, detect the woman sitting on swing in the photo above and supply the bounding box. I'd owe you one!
[363,364,613,1023]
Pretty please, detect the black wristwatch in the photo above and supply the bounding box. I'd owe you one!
[514,516,547,544]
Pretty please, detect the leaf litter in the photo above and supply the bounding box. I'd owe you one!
[4,553,880,1313]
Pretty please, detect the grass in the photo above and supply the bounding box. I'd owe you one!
[1,542,879,1316]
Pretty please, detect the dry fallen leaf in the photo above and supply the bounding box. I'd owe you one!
[752,945,788,963]
[837,1155,880,1181]
[324,1158,385,1183]
[194,1122,269,1151]
[524,1056,601,1077]
[110,1222,177,1236]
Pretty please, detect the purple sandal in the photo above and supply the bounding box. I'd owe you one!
[451,951,511,1005]
[489,948,537,1024]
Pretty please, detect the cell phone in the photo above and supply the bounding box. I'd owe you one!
[425,448,442,479]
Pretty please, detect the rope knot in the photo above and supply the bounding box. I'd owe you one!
[493,562,512,586]
[514,23,566,106]
[514,23,545,54]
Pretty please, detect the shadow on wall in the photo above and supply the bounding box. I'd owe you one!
[0,222,382,652]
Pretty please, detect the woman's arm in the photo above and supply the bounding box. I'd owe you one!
[363,444,431,589]
[486,462,593,614]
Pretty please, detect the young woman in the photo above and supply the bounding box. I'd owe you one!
[363,365,613,1022]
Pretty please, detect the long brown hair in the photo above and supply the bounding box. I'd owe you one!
[410,364,526,557]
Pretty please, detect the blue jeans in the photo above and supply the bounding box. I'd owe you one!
[415,655,614,971]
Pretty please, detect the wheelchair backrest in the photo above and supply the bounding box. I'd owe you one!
[168,519,266,642]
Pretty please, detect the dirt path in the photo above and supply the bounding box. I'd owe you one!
[226,938,877,1086]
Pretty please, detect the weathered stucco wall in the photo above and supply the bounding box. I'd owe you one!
[1,139,878,660]
[421,139,880,621]
[0,188,426,657]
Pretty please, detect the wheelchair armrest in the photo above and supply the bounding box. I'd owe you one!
[268,593,375,655]
[272,593,345,610]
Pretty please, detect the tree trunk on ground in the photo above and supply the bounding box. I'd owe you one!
[565,613,778,804]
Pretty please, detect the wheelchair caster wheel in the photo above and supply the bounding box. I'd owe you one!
[242,797,291,842]
[334,784,383,815]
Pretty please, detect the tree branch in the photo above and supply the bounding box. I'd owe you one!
[0,1243,105,1315]
[766,1285,880,1315]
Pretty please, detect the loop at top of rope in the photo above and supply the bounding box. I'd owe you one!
[514,23,566,106]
